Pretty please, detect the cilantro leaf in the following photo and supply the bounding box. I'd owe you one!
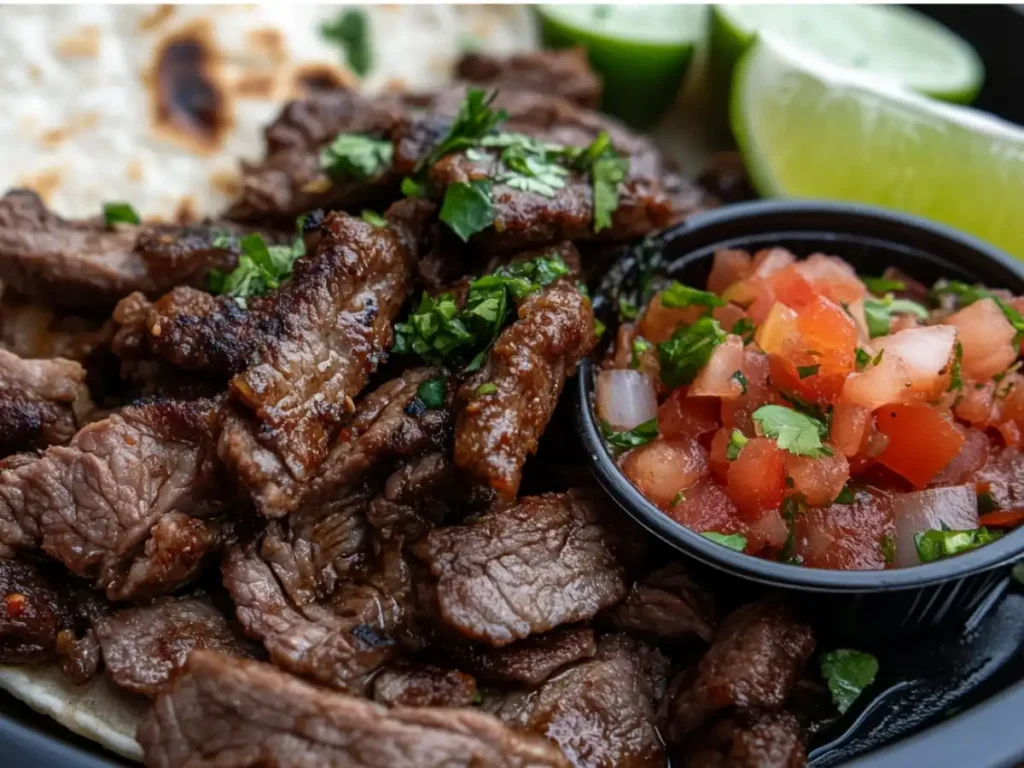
[591,150,628,233]
[476,382,497,396]
[417,89,507,174]
[797,364,820,379]
[855,347,872,371]
[618,298,639,321]
[863,295,929,338]
[103,201,140,227]
[440,180,494,241]
[731,317,756,344]
[833,485,856,504]
[321,9,372,76]
[752,405,832,458]
[657,317,726,388]
[392,293,474,363]
[360,210,387,227]
[630,338,652,369]
[934,280,1024,343]
[880,535,896,564]
[494,140,570,198]
[320,134,392,181]
[416,377,447,409]
[726,429,749,460]
[861,275,906,294]
[660,281,727,310]
[599,418,658,455]
[209,220,306,303]
[947,341,963,394]
[700,532,747,552]
[915,527,1001,563]
[401,176,427,198]
[821,649,879,714]
[593,318,607,340]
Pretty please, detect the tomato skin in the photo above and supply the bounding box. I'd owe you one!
[708,249,753,294]
[796,253,867,306]
[639,294,705,344]
[658,389,721,441]
[726,437,787,519]
[622,437,709,509]
[796,295,857,364]
[666,480,746,539]
[792,490,895,570]
[875,404,966,488]
[785,447,850,507]
[954,382,996,426]
[831,402,871,458]
[947,299,1018,381]
[767,264,816,310]
[720,350,779,433]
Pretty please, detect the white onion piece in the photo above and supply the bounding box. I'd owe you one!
[874,325,956,389]
[690,335,744,398]
[596,369,657,430]
[891,485,979,568]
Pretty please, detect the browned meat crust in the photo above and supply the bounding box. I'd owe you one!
[138,650,571,768]
[94,593,257,697]
[0,190,239,310]
[225,89,408,224]
[446,626,597,687]
[0,399,226,600]
[412,490,630,647]
[455,48,602,109]
[0,557,74,663]
[667,598,815,742]
[603,563,717,643]
[685,711,807,768]
[0,297,112,362]
[372,663,477,708]
[455,279,595,499]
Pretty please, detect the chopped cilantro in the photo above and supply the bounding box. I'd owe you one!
[726,429,749,460]
[439,180,494,241]
[321,9,372,76]
[320,134,392,180]
[863,295,929,337]
[594,317,607,340]
[476,382,498,396]
[752,405,832,458]
[401,176,426,198]
[797,364,820,379]
[855,347,872,371]
[599,418,658,455]
[730,369,748,394]
[700,532,747,552]
[860,275,906,294]
[102,201,140,227]
[670,489,686,506]
[492,139,570,198]
[208,219,306,303]
[731,317,756,344]
[821,649,879,714]
[915,527,1001,563]
[416,88,507,174]
[618,298,639,321]
[834,485,856,504]
[947,341,963,394]
[416,377,447,409]
[630,337,652,369]
[660,281,727,310]
[880,535,896,564]
[591,149,628,233]
[360,210,387,227]
[656,317,726,388]
[932,280,1024,342]
[779,495,806,565]
[392,293,473,363]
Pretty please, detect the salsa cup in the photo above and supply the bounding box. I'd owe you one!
[576,200,1024,643]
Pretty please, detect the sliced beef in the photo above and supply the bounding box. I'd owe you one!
[0,399,226,600]
[455,278,595,498]
[447,626,597,687]
[138,651,571,768]
[604,563,717,643]
[455,48,602,108]
[684,711,806,768]
[0,557,74,663]
[372,663,477,708]
[486,635,671,768]
[412,490,631,646]
[667,598,815,742]
[0,348,90,457]
[0,297,112,362]
[367,451,455,542]
[0,189,240,310]
[225,88,408,224]
[94,593,257,697]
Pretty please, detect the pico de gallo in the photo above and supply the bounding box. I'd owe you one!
[596,247,1024,569]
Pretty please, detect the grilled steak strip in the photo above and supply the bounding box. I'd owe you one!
[603,563,717,643]
[0,399,225,600]
[455,278,595,499]
[446,626,597,687]
[0,189,240,310]
[138,650,571,768]
[412,490,631,647]
[684,711,807,768]
[0,348,89,457]
[94,593,257,697]
[667,598,815,742]
[372,663,478,708]
[455,48,602,109]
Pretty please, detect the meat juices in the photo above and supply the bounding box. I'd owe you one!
[138,651,572,768]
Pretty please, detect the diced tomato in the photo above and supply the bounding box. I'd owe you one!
[755,302,799,355]
[785,447,850,507]
[666,480,745,537]
[875,404,966,488]
[707,249,753,294]
[930,427,990,484]
[840,353,913,410]
[621,437,709,509]
[792,489,895,570]
[954,381,996,426]
[639,294,705,344]
[766,264,815,310]
[751,247,796,278]
[658,389,721,441]
[848,424,890,476]
[873,325,957,398]
[769,354,847,406]
[746,509,789,553]
[720,349,778,433]
[723,278,775,324]
[726,437,787,519]
[831,402,871,457]
[796,295,858,363]
[796,253,867,305]
[712,303,749,335]
[946,299,1018,381]
[979,508,1024,528]
[708,428,733,480]
[996,420,1022,449]
[691,335,745,398]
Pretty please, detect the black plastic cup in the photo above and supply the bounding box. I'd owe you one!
[576,200,1024,643]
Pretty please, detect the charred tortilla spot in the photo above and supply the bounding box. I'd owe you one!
[138,5,175,32]
[246,27,287,64]
[293,64,355,94]
[234,73,275,100]
[56,25,101,58]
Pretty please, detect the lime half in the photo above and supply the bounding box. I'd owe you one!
[712,5,983,104]
[732,37,1024,260]
[537,5,707,128]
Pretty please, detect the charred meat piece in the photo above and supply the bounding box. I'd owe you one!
[667,598,815,742]
[138,651,571,768]
[455,48,602,108]
[0,399,225,600]
[447,626,597,687]
[367,451,455,543]
[0,297,112,362]
[0,189,240,310]
[412,490,631,647]
[94,593,257,697]
[0,348,90,457]
[486,635,672,768]
[225,88,408,224]
[684,711,806,768]
[372,663,477,708]
[604,563,717,643]
[0,557,74,663]
[455,279,595,499]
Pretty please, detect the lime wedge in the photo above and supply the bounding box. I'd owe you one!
[712,5,983,104]
[732,38,1024,260]
[537,5,707,128]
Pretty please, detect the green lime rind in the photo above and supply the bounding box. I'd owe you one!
[712,4,984,105]
[730,37,1024,260]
